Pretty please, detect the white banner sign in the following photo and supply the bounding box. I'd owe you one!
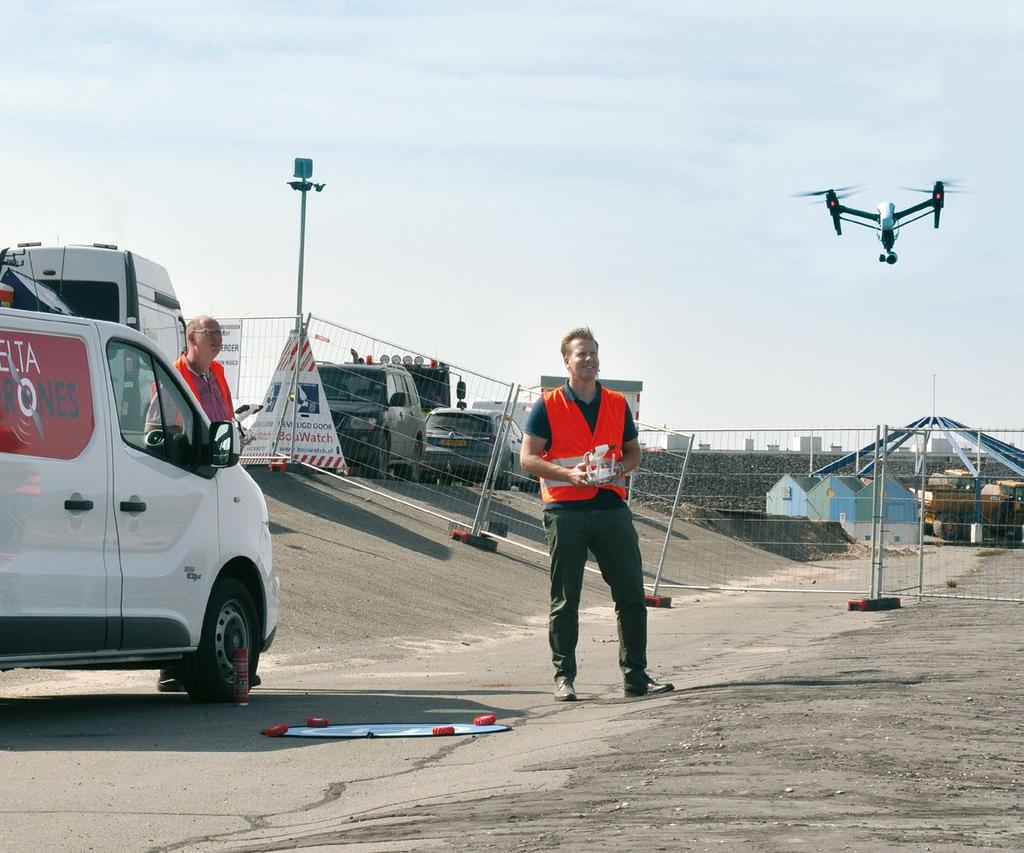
[218,319,242,402]
[243,330,346,470]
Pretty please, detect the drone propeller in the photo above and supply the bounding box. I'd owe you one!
[900,179,969,194]
[792,184,862,198]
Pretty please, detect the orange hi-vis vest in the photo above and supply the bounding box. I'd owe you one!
[540,385,628,503]
[174,355,234,420]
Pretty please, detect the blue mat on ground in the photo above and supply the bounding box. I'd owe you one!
[282,722,510,738]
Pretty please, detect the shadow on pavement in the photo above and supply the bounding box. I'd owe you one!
[0,688,533,752]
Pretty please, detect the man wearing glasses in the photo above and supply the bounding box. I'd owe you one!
[158,314,240,693]
[174,315,234,422]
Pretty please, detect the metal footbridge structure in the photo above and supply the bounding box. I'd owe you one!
[811,416,1024,479]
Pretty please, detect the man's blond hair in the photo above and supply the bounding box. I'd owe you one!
[560,327,597,358]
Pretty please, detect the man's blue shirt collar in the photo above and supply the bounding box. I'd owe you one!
[562,380,602,404]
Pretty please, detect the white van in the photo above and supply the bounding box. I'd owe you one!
[0,243,187,362]
[470,399,535,432]
[0,309,278,701]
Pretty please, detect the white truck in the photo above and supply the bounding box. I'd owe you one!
[0,308,278,701]
[0,242,187,362]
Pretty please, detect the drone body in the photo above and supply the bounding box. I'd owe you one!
[798,181,952,264]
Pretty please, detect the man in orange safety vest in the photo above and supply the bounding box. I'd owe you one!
[158,314,251,693]
[175,314,234,422]
[520,327,673,702]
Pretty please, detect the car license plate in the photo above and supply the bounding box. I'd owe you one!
[441,438,468,447]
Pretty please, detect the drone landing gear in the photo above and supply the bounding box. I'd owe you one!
[879,252,898,265]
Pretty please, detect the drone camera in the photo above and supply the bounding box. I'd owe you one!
[886,252,898,265]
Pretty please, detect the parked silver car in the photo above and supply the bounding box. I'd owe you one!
[423,408,523,489]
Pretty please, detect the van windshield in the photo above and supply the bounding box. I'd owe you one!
[56,280,120,322]
[428,413,495,434]
[319,366,387,406]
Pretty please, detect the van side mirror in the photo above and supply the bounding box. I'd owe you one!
[388,391,407,407]
[209,421,239,468]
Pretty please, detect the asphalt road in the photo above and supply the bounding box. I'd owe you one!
[3,469,1023,852]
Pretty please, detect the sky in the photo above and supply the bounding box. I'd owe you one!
[2,1,1021,429]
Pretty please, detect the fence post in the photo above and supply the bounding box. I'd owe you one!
[470,383,518,537]
[287,313,310,463]
[917,429,927,600]
[869,425,882,598]
[269,314,303,461]
[877,424,888,596]
[650,435,695,598]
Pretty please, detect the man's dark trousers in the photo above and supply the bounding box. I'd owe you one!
[543,505,648,683]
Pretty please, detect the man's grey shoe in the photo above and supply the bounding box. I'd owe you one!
[554,677,577,702]
[624,674,674,698]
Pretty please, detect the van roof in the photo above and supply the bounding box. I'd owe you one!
[1,305,152,342]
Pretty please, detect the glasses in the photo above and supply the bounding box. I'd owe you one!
[196,329,223,339]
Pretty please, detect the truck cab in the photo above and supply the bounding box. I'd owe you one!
[0,243,186,362]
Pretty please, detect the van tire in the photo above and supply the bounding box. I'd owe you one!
[180,577,260,703]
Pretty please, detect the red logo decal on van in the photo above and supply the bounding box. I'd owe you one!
[0,332,94,459]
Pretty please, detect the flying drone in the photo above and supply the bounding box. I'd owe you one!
[795,180,962,264]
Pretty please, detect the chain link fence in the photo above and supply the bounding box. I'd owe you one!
[225,317,1024,604]
[628,426,880,596]
[219,315,299,409]
[874,426,1024,602]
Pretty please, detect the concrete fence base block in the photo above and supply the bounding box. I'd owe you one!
[449,527,498,552]
[848,597,901,612]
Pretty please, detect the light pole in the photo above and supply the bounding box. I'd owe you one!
[288,157,326,322]
[286,158,325,463]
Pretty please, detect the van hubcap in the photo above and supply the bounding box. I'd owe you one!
[214,599,250,682]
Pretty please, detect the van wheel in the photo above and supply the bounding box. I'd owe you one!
[179,577,259,703]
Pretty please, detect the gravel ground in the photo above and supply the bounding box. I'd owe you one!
[412,599,1024,852]
[255,471,1024,852]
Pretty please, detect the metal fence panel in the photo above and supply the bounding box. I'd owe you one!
[221,315,300,408]
[624,426,881,595]
[227,321,1024,604]
[878,427,1024,602]
[295,315,521,530]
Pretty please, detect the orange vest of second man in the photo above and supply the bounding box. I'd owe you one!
[539,386,628,503]
[174,355,234,420]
